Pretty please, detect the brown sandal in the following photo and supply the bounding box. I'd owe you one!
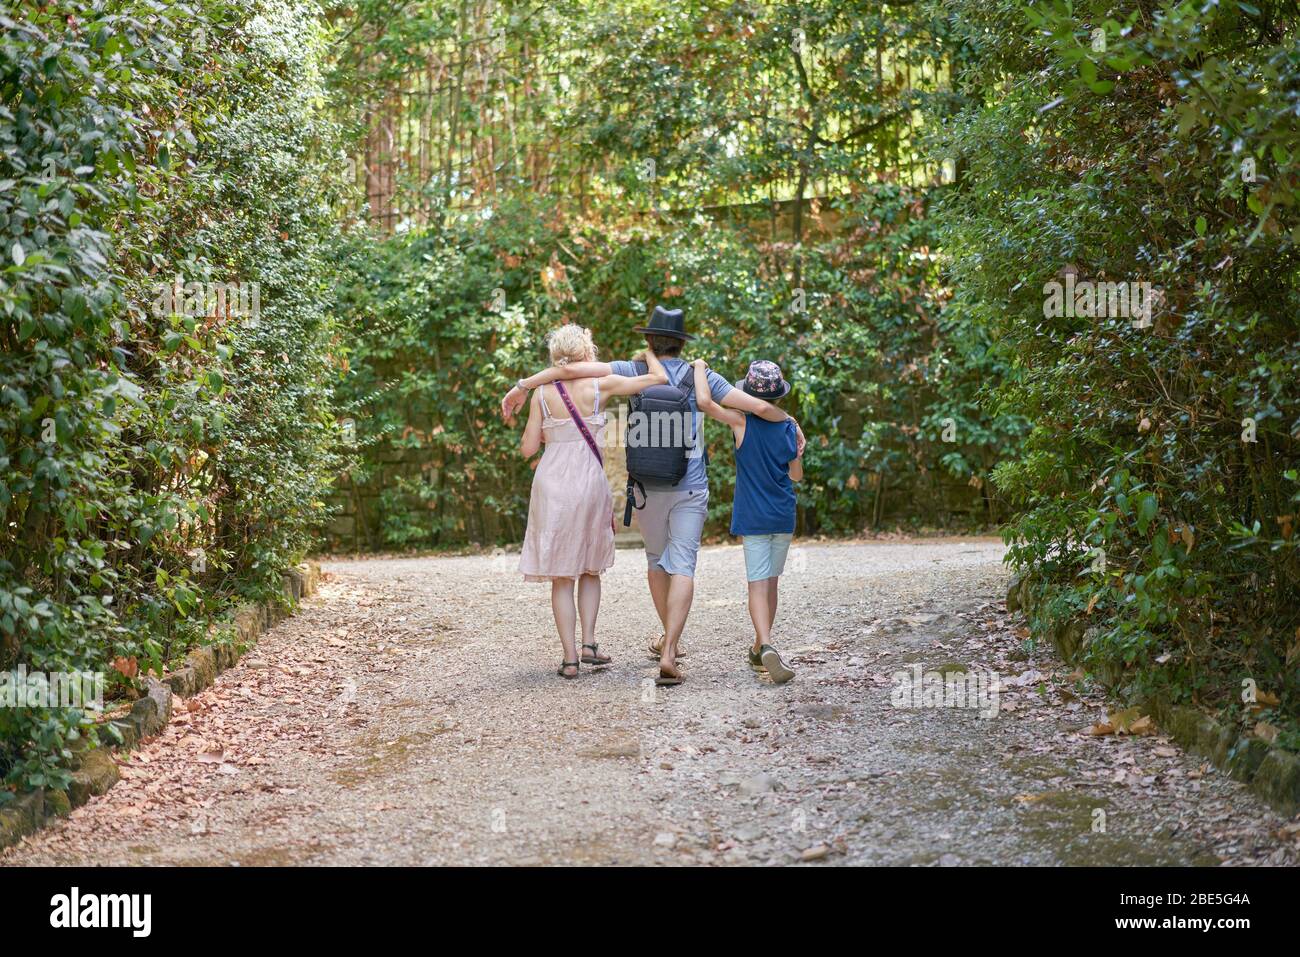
[581,643,611,666]
[655,662,684,686]
[557,660,579,679]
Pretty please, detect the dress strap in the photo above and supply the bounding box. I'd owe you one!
[593,378,601,414]
[538,386,552,419]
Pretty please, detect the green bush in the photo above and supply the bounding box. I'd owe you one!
[0,0,343,793]
[933,0,1300,732]
[331,186,1022,549]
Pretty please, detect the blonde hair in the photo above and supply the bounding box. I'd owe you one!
[547,323,597,366]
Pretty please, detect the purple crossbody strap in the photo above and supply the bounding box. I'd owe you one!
[553,381,603,466]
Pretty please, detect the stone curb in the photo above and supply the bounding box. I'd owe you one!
[1007,573,1300,816]
[0,562,321,851]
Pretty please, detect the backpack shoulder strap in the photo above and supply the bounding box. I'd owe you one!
[633,359,690,392]
[674,363,693,396]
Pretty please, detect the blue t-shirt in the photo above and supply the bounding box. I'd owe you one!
[610,357,732,491]
[731,415,798,536]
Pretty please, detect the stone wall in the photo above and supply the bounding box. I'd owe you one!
[323,195,994,551]
[325,391,995,551]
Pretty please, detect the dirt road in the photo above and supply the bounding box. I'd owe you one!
[4,538,1295,866]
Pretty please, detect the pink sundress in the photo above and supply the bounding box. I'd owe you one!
[518,381,615,582]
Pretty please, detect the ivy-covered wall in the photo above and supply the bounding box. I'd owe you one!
[328,188,1025,552]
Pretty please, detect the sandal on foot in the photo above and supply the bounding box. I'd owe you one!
[557,660,580,679]
[581,643,611,666]
[647,635,688,660]
[655,663,684,687]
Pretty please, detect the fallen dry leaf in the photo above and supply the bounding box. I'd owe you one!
[1128,715,1155,736]
[1107,706,1143,733]
[1254,721,1280,743]
[111,656,139,679]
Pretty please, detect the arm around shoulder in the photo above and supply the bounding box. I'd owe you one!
[721,386,789,423]
[600,350,668,397]
[693,359,745,426]
[523,361,611,388]
[503,361,616,421]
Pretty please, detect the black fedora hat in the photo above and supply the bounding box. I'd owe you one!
[633,305,695,341]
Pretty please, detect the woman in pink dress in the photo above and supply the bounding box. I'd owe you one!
[517,325,667,679]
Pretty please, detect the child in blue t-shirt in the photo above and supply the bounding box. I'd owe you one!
[692,358,804,683]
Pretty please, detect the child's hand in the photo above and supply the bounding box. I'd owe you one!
[793,420,807,457]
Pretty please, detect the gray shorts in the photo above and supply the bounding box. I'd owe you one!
[636,487,708,578]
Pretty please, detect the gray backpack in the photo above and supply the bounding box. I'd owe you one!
[622,362,702,524]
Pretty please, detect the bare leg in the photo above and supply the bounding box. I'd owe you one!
[766,577,779,634]
[577,574,608,662]
[753,577,794,683]
[658,574,694,676]
[748,580,772,653]
[647,567,670,636]
[551,578,578,676]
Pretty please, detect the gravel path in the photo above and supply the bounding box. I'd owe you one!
[4,537,1296,867]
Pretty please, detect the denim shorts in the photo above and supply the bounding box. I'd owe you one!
[637,488,709,578]
[741,533,793,582]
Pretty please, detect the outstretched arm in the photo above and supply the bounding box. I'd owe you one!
[693,359,744,427]
[721,386,790,424]
[599,350,668,397]
[522,361,611,388]
[501,361,613,421]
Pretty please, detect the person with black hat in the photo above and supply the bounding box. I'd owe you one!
[500,306,799,685]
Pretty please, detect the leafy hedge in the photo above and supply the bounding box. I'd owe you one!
[331,188,1024,550]
[935,0,1300,738]
[0,0,343,793]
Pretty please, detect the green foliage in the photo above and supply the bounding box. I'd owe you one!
[562,0,952,204]
[326,0,1020,549]
[329,202,544,548]
[0,0,343,791]
[332,186,1022,548]
[934,0,1300,729]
